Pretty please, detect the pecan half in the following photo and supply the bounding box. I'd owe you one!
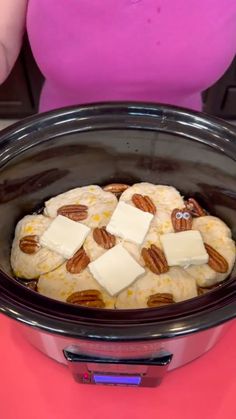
[147,293,174,308]
[171,208,193,232]
[66,248,90,274]
[57,204,88,221]
[132,194,156,215]
[142,244,169,274]
[93,227,116,249]
[204,243,228,273]
[103,183,130,197]
[66,289,105,308]
[19,235,40,254]
[185,198,206,217]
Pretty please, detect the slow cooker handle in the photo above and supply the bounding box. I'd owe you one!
[64,348,173,387]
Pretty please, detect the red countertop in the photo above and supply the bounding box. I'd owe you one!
[0,315,236,419]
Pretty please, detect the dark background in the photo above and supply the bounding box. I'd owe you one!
[0,38,235,119]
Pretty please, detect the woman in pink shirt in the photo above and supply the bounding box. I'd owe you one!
[0,1,236,113]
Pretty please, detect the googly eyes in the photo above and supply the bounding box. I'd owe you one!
[175,211,191,220]
[176,212,183,219]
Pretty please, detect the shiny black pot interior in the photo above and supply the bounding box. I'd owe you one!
[0,102,236,341]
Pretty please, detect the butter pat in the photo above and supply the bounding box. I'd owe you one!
[40,215,90,258]
[106,201,153,245]
[88,244,145,296]
[160,230,209,267]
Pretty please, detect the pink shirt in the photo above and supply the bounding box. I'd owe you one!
[27,0,236,113]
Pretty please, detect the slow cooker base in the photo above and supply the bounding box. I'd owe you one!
[19,322,231,386]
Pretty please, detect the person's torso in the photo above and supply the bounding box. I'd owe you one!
[27,0,236,111]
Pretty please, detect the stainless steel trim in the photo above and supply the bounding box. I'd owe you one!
[20,322,231,371]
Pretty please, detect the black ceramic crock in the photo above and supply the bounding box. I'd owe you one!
[0,102,235,345]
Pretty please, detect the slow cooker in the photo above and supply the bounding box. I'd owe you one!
[0,103,235,387]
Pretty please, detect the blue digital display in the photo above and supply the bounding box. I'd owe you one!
[94,374,141,385]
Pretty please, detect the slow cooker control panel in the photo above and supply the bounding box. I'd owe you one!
[64,348,173,387]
